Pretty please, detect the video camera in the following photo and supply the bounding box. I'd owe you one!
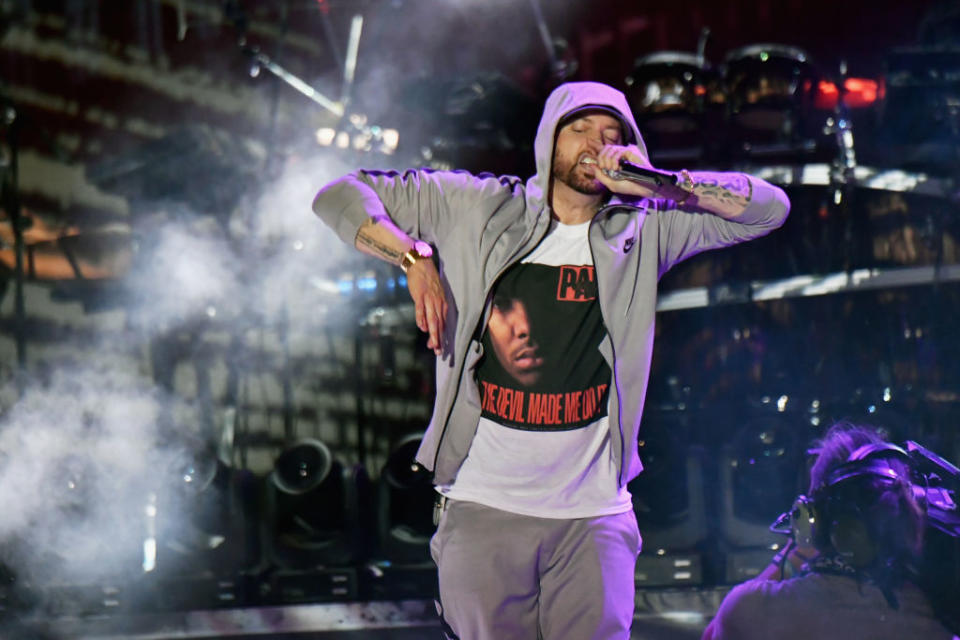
[905,441,960,635]
[770,440,960,634]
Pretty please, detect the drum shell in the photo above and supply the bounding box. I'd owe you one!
[720,44,831,161]
[625,51,723,165]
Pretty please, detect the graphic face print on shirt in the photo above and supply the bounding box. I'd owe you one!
[476,262,610,431]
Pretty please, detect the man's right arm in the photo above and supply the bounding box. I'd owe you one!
[312,172,448,355]
[353,214,448,355]
[353,214,408,264]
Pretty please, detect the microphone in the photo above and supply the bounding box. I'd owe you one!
[603,159,679,188]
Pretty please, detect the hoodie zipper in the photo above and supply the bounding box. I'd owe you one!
[431,210,552,475]
[590,201,642,488]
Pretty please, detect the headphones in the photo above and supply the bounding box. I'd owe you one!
[788,442,915,569]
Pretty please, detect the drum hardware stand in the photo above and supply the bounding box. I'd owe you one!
[826,60,859,272]
[696,27,711,65]
[225,1,363,121]
[829,60,859,180]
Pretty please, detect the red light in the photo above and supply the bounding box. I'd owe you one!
[843,77,878,108]
[813,78,879,109]
[814,81,839,109]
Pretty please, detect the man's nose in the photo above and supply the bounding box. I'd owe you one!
[510,312,531,339]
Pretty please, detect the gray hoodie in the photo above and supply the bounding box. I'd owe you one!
[313,81,789,488]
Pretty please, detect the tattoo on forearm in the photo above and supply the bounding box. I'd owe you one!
[356,219,403,261]
[689,173,752,212]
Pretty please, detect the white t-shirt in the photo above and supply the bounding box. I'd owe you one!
[440,219,632,518]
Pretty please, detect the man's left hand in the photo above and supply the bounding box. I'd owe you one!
[594,144,659,198]
[594,144,693,203]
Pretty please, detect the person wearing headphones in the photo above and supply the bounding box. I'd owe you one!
[702,421,957,640]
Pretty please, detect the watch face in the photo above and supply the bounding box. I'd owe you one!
[414,241,433,258]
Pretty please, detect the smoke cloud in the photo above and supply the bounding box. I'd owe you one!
[0,150,375,602]
[0,356,198,587]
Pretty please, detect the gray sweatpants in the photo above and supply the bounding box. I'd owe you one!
[430,498,641,640]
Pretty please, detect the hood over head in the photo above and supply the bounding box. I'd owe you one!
[524,82,648,214]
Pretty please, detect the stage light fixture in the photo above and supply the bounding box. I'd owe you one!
[359,433,438,601]
[718,411,807,582]
[167,447,232,546]
[258,439,369,604]
[376,434,435,564]
[381,129,400,153]
[629,409,707,553]
[315,127,336,146]
[142,444,255,612]
[629,409,708,587]
[721,414,805,533]
[314,120,399,156]
[265,439,365,569]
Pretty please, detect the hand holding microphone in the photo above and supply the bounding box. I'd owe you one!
[594,146,694,204]
[603,159,677,188]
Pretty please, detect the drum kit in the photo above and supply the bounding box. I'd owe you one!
[626,43,878,167]
[631,44,960,298]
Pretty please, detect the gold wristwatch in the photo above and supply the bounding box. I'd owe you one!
[399,240,433,273]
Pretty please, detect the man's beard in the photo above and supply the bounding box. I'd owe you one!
[552,154,604,195]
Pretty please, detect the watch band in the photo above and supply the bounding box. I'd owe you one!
[399,249,421,273]
[400,242,432,273]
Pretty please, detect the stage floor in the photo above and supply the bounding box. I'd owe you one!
[1,587,727,639]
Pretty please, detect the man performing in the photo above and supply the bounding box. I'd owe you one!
[312,81,790,639]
